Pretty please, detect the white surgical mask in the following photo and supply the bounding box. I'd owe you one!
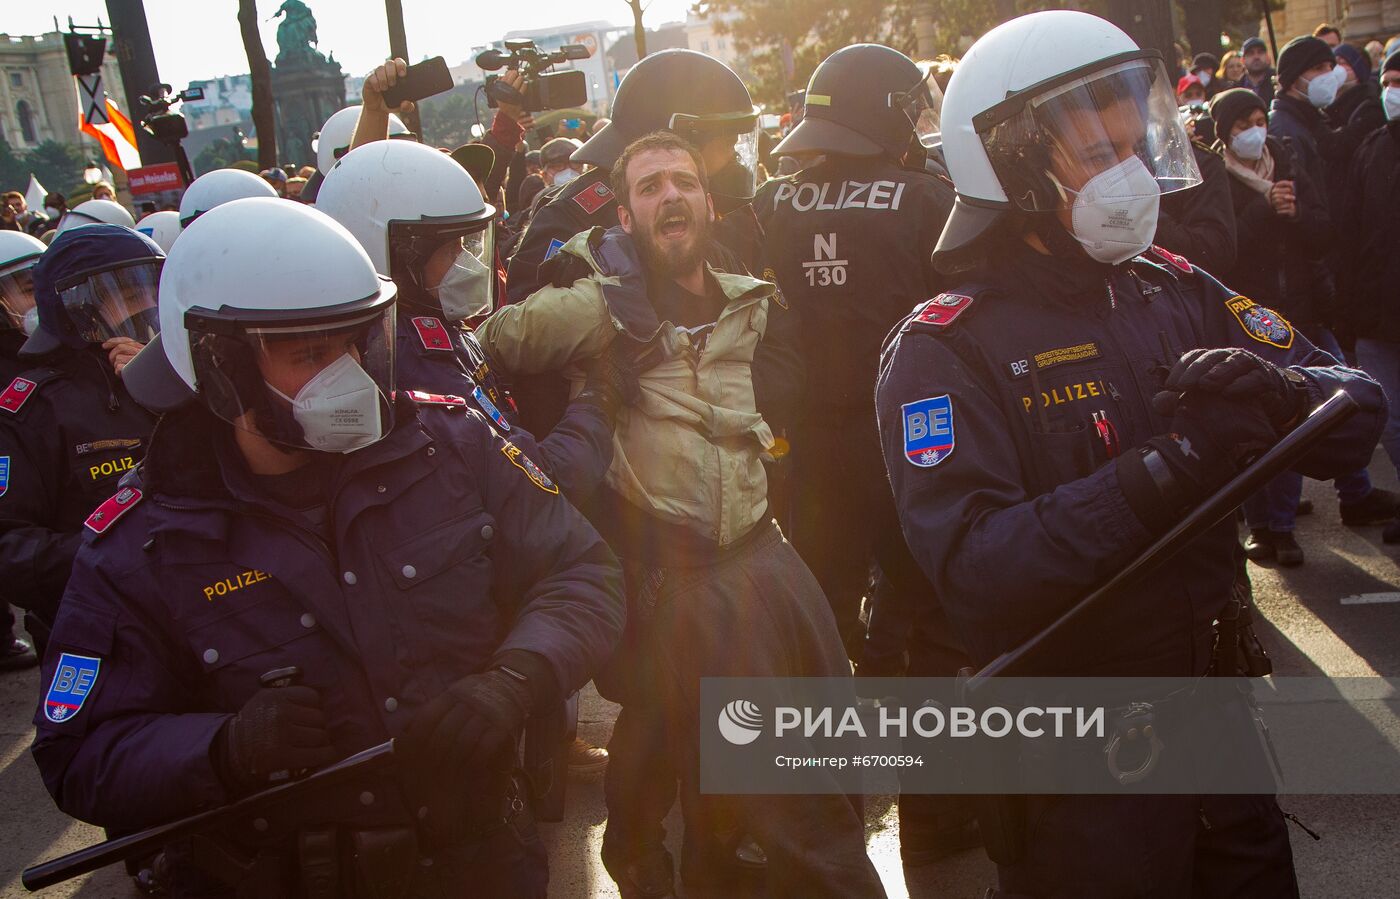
[1384,86,1400,120]
[551,167,580,187]
[1197,70,1212,87]
[432,248,491,321]
[266,353,384,453]
[1066,156,1162,265]
[1304,66,1344,108]
[1230,125,1268,160]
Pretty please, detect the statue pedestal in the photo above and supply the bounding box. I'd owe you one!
[272,57,345,168]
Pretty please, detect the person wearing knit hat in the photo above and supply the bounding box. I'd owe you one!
[1276,35,1339,96]
[1334,41,1373,86]
[1192,51,1225,97]
[1326,42,1385,163]
[1209,86,1267,142]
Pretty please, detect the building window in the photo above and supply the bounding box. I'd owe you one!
[16,101,36,144]
[9,72,21,88]
[702,40,710,52]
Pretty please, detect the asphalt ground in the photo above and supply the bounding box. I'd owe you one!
[2,451,1397,897]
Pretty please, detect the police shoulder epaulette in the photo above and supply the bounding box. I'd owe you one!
[572,180,615,216]
[411,316,454,352]
[0,368,60,415]
[403,390,468,408]
[1144,244,1194,277]
[907,293,978,331]
[85,485,143,537]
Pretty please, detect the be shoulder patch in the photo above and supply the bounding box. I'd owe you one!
[911,294,975,329]
[1225,296,1294,349]
[412,316,454,352]
[903,395,956,468]
[501,441,559,494]
[45,653,100,723]
[0,455,9,498]
[85,486,142,536]
[0,376,39,414]
[1147,245,1193,275]
[573,181,615,216]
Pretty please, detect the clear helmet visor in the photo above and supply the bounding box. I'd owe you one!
[187,304,397,454]
[57,259,162,344]
[0,261,37,333]
[895,69,944,149]
[978,55,1201,212]
[670,109,761,201]
[390,218,496,322]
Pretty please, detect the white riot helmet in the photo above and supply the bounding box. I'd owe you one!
[316,140,497,322]
[313,106,410,175]
[935,10,1201,266]
[123,198,398,453]
[178,168,278,228]
[0,230,47,334]
[135,210,183,253]
[57,198,136,233]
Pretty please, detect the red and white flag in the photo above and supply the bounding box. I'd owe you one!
[77,91,141,171]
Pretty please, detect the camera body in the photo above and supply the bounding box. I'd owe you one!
[477,40,590,113]
[139,83,205,145]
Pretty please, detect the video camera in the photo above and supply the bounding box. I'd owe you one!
[476,39,590,112]
[138,83,204,145]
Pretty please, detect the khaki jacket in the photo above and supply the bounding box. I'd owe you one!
[478,229,777,545]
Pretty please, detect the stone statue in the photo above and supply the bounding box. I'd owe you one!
[273,0,326,65]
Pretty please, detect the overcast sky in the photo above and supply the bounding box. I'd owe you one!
[9,0,695,94]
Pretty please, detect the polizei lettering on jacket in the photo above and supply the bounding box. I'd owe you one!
[770,179,908,213]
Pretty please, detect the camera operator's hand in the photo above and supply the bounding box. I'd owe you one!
[361,57,415,117]
[494,69,535,132]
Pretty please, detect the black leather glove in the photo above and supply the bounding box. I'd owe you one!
[1117,391,1278,534]
[576,338,665,418]
[1157,348,1309,430]
[215,686,337,793]
[399,668,532,780]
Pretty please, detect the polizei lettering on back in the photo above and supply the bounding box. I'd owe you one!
[771,179,908,212]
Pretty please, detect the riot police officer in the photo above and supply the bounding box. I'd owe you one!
[0,224,161,654]
[876,12,1386,896]
[314,138,626,501]
[755,43,955,658]
[0,229,47,669]
[36,197,624,896]
[506,49,765,306]
[177,167,278,228]
[56,198,135,233]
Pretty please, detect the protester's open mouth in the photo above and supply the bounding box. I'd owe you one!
[657,213,690,240]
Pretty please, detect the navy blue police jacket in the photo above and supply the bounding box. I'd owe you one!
[876,241,1385,675]
[0,346,156,625]
[395,312,614,501]
[31,394,624,832]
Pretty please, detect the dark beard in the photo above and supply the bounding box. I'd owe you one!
[634,215,711,280]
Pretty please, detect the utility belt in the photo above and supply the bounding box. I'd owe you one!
[154,772,534,898]
[971,676,1279,866]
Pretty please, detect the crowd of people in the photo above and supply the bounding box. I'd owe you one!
[0,9,1396,899]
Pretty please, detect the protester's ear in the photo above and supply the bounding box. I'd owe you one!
[618,203,634,234]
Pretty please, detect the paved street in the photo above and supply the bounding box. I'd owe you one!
[2,452,1397,898]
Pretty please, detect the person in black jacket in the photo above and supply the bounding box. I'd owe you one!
[1210,88,1335,563]
[1267,40,1399,537]
[1337,52,1400,542]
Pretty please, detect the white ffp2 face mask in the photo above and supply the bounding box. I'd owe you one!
[1305,66,1345,108]
[1384,86,1400,120]
[267,353,384,453]
[1067,156,1162,265]
[432,248,491,321]
[1231,125,1268,160]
